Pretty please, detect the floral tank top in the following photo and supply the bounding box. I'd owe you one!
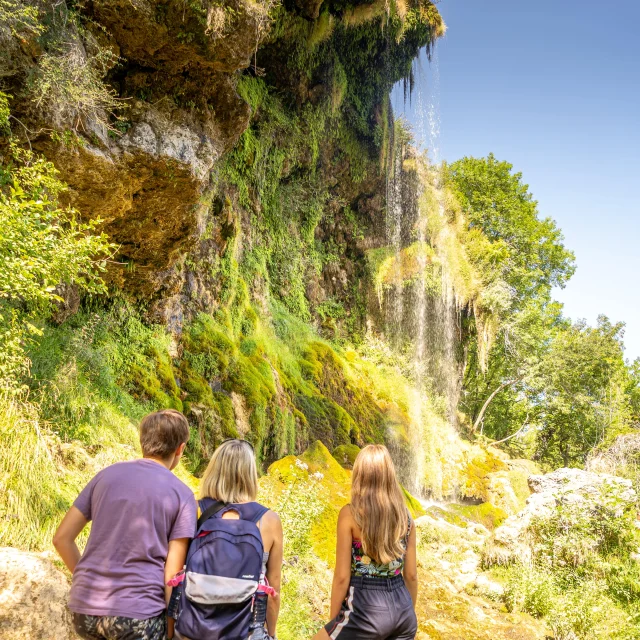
[351,509,412,578]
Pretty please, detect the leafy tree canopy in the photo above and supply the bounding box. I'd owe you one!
[446,154,576,304]
[533,316,633,468]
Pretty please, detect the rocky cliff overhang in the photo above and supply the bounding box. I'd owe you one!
[1,0,444,305]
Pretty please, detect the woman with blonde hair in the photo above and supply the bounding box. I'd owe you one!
[173,439,283,640]
[313,445,418,640]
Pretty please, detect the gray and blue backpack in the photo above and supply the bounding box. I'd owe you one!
[175,499,269,639]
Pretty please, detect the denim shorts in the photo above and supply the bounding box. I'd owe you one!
[324,575,417,640]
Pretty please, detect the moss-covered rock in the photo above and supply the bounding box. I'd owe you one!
[447,502,508,531]
[402,486,426,519]
[333,443,361,469]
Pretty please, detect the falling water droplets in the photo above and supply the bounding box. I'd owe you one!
[385,45,460,496]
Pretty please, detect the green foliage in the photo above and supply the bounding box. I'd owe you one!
[447,502,508,531]
[447,155,638,470]
[0,144,113,388]
[221,76,334,321]
[0,395,97,550]
[0,91,10,133]
[532,316,633,467]
[448,155,574,435]
[332,442,360,468]
[498,482,640,639]
[0,303,204,551]
[222,0,444,328]
[0,0,43,37]
[176,292,389,465]
[28,306,166,444]
[28,40,121,130]
[446,154,575,300]
[0,0,123,132]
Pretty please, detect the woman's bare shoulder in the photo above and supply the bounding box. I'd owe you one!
[261,508,282,531]
[339,504,353,517]
[339,504,360,536]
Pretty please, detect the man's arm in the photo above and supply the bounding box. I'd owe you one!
[165,538,189,604]
[53,506,88,573]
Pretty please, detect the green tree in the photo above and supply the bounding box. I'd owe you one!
[446,155,575,441]
[532,316,632,468]
[447,154,575,302]
[0,131,114,388]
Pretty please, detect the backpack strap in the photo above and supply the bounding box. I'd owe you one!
[226,501,269,525]
[197,499,227,530]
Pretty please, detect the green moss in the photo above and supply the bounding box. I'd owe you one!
[333,443,360,469]
[426,506,470,529]
[447,502,508,531]
[462,450,508,502]
[185,393,238,476]
[402,485,426,519]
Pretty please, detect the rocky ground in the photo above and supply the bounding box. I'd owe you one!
[414,510,548,640]
[4,449,638,640]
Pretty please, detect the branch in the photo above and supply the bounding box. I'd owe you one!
[473,375,523,434]
[491,412,530,445]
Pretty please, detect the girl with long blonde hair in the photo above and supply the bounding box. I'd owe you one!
[313,444,418,640]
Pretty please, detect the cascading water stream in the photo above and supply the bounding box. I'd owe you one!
[386,140,405,348]
[385,48,460,496]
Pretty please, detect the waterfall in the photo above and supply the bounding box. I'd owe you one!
[383,48,460,496]
[385,135,405,348]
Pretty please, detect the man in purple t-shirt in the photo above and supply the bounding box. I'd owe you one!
[54,409,197,640]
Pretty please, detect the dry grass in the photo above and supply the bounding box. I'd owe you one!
[342,0,386,28]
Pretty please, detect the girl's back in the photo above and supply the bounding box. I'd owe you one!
[347,506,412,579]
[313,445,418,640]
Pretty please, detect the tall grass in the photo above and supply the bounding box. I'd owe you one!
[0,306,167,550]
[0,394,134,550]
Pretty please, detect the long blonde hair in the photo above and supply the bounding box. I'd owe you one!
[351,445,408,564]
[200,439,258,503]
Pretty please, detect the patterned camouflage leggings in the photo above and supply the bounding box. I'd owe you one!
[72,613,167,640]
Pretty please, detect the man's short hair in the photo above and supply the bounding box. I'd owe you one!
[139,409,190,459]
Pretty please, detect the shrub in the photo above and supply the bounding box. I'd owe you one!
[496,481,640,639]
[0,143,113,389]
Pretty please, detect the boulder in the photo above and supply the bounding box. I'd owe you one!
[0,548,77,639]
[484,467,636,566]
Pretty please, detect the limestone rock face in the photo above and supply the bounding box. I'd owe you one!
[38,98,240,298]
[0,548,77,640]
[6,0,264,300]
[485,467,636,565]
[90,0,267,74]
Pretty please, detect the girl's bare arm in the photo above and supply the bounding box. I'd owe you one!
[264,511,283,638]
[329,505,354,619]
[403,520,418,606]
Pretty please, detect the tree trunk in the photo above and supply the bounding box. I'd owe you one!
[473,376,523,434]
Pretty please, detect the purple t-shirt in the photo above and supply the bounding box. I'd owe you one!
[69,459,197,619]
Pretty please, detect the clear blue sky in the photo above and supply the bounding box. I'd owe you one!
[392,0,640,360]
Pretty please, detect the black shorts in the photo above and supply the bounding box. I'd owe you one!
[324,575,417,639]
[72,612,167,640]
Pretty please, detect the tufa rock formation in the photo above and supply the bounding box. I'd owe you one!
[0,547,78,639]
